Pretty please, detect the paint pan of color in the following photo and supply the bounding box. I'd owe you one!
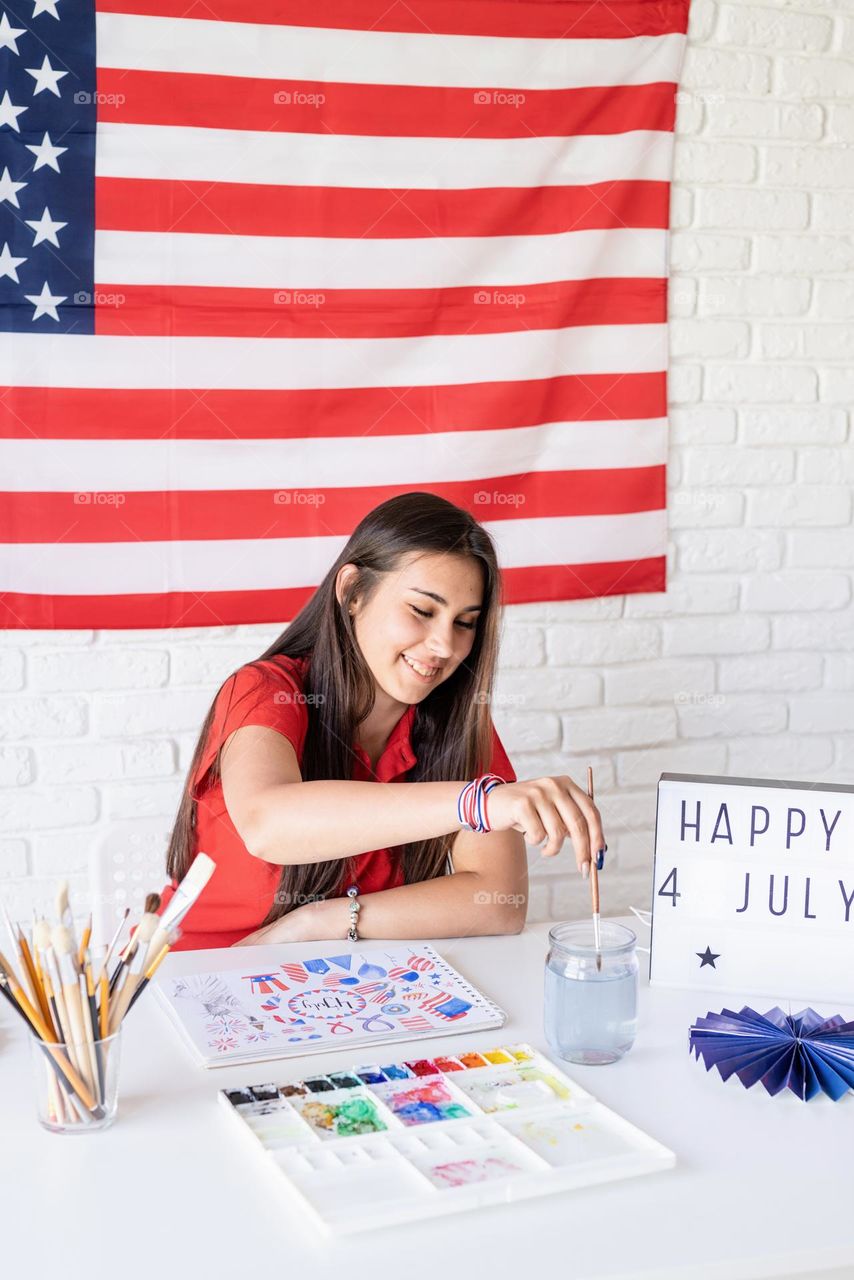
[328,1071,364,1089]
[379,1063,413,1079]
[393,1120,547,1189]
[290,1087,391,1139]
[452,1063,593,1115]
[354,1065,387,1084]
[368,1074,475,1126]
[498,1102,656,1170]
[404,1058,439,1076]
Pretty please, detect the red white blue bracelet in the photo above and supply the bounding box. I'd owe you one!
[457,773,506,834]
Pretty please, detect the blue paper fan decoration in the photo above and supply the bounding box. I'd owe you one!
[689,1006,854,1102]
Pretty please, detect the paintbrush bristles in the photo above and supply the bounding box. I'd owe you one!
[33,919,52,952]
[144,892,161,914]
[50,924,75,958]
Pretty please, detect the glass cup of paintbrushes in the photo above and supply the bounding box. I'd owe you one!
[0,888,178,1133]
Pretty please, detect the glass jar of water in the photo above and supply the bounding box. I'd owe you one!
[544,920,639,1065]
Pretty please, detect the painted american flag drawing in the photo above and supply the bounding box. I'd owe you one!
[0,0,690,629]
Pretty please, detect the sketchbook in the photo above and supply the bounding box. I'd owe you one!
[219,1042,676,1232]
[154,945,506,1067]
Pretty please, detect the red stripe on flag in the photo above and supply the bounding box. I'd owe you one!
[95,69,678,139]
[95,178,672,239]
[93,0,691,39]
[0,469,666,544]
[92,279,667,340]
[0,560,666,629]
[0,373,667,439]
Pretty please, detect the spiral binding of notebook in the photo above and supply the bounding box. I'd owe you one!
[154,943,507,1068]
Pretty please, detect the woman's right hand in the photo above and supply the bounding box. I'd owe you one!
[483,776,606,873]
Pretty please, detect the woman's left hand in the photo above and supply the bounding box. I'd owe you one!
[231,899,340,946]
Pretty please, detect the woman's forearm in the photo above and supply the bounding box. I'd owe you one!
[244,779,465,865]
[305,870,526,939]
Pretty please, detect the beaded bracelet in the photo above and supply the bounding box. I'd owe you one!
[456,773,506,834]
[346,884,360,941]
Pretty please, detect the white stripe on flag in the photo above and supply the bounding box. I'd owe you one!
[2,325,667,389]
[0,512,667,594]
[94,227,668,290]
[96,13,687,92]
[3,420,668,492]
[95,123,676,190]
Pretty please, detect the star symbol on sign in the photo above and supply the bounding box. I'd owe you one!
[0,166,27,208]
[26,132,68,174]
[25,206,67,247]
[25,54,68,96]
[24,281,67,322]
[32,0,61,15]
[0,11,26,52]
[0,242,27,283]
[0,90,27,131]
[696,946,720,969]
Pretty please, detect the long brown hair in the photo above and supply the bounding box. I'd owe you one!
[166,491,506,925]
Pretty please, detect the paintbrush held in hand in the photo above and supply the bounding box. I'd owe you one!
[587,765,603,973]
[0,886,180,1126]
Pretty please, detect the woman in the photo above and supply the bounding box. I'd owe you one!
[160,492,606,948]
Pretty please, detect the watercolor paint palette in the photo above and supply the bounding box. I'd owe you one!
[220,1042,676,1232]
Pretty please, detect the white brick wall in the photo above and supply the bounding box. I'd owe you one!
[1,0,852,932]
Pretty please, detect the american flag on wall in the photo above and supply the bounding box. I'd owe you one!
[0,0,690,629]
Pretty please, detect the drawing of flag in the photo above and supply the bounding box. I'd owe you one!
[418,991,452,1015]
[406,955,434,972]
[242,973,290,995]
[281,963,308,983]
[0,0,689,629]
[353,981,387,997]
[400,1014,433,1033]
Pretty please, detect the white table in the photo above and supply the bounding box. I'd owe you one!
[2,918,852,1280]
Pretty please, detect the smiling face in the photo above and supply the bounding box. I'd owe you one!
[338,550,484,718]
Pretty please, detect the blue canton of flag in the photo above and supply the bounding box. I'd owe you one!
[0,0,95,332]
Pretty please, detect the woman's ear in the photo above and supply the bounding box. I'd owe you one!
[335,563,359,609]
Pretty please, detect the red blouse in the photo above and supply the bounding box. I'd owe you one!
[159,653,517,948]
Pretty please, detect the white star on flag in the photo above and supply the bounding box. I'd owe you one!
[0,90,27,131]
[0,241,27,282]
[26,131,68,173]
[0,12,26,52]
[0,165,27,208]
[25,54,68,96]
[32,0,61,19]
[25,206,67,247]
[24,281,67,322]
